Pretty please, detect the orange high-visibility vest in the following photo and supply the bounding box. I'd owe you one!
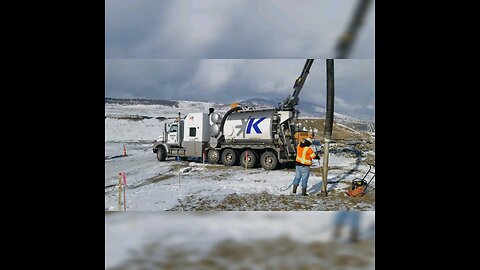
[295,145,317,166]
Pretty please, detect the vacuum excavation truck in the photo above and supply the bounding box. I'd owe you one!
[153,59,315,170]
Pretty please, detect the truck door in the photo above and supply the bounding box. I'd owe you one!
[183,125,203,157]
[167,123,178,145]
[182,113,208,158]
[188,126,198,156]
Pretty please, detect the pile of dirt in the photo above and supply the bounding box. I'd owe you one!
[171,190,375,211]
[109,237,374,270]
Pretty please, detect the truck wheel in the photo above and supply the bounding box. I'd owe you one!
[156,145,167,161]
[240,150,257,168]
[221,148,239,166]
[207,149,220,164]
[260,151,278,170]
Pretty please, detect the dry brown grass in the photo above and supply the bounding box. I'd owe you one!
[297,118,373,141]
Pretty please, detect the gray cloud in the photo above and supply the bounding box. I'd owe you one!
[105,59,375,120]
[105,0,374,58]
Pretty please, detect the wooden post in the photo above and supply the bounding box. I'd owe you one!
[122,172,127,211]
[322,139,330,196]
[118,173,123,211]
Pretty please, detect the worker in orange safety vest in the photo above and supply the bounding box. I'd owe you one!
[292,137,320,196]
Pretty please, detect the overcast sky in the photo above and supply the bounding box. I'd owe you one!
[105,59,375,120]
[105,0,375,58]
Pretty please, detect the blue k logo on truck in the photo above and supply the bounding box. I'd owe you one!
[246,117,266,134]
[235,117,266,138]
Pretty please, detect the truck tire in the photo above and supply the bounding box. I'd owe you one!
[207,149,220,164]
[156,145,167,161]
[260,151,278,170]
[221,148,239,166]
[240,150,258,168]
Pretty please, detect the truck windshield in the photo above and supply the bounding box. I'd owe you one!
[169,125,177,132]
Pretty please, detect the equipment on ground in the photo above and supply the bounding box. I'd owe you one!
[347,163,375,197]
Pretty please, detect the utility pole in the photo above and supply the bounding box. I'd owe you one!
[321,59,335,196]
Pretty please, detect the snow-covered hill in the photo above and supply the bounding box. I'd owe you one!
[105,98,374,142]
[240,97,370,123]
[105,99,230,142]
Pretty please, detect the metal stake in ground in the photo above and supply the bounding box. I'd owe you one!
[321,59,335,197]
[178,156,181,188]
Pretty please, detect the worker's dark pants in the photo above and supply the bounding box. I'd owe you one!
[293,165,310,189]
[334,211,361,229]
[333,211,361,242]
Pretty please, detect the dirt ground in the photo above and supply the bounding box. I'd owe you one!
[105,140,375,211]
[170,188,375,211]
[108,237,375,270]
[169,139,375,211]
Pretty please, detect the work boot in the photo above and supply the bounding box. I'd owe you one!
[293,184,298,194]
[350,228,360,243]
[301,187,308,196]
[333,226,342,241]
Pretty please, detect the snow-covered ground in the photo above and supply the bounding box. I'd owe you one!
[105,211,375,269]
[105,142,374,211]
[105,101,375,211]
[105,101,226,142]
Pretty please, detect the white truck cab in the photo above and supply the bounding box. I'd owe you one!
[153,113,210,161]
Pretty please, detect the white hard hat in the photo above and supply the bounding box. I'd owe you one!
[305,138,313,144]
